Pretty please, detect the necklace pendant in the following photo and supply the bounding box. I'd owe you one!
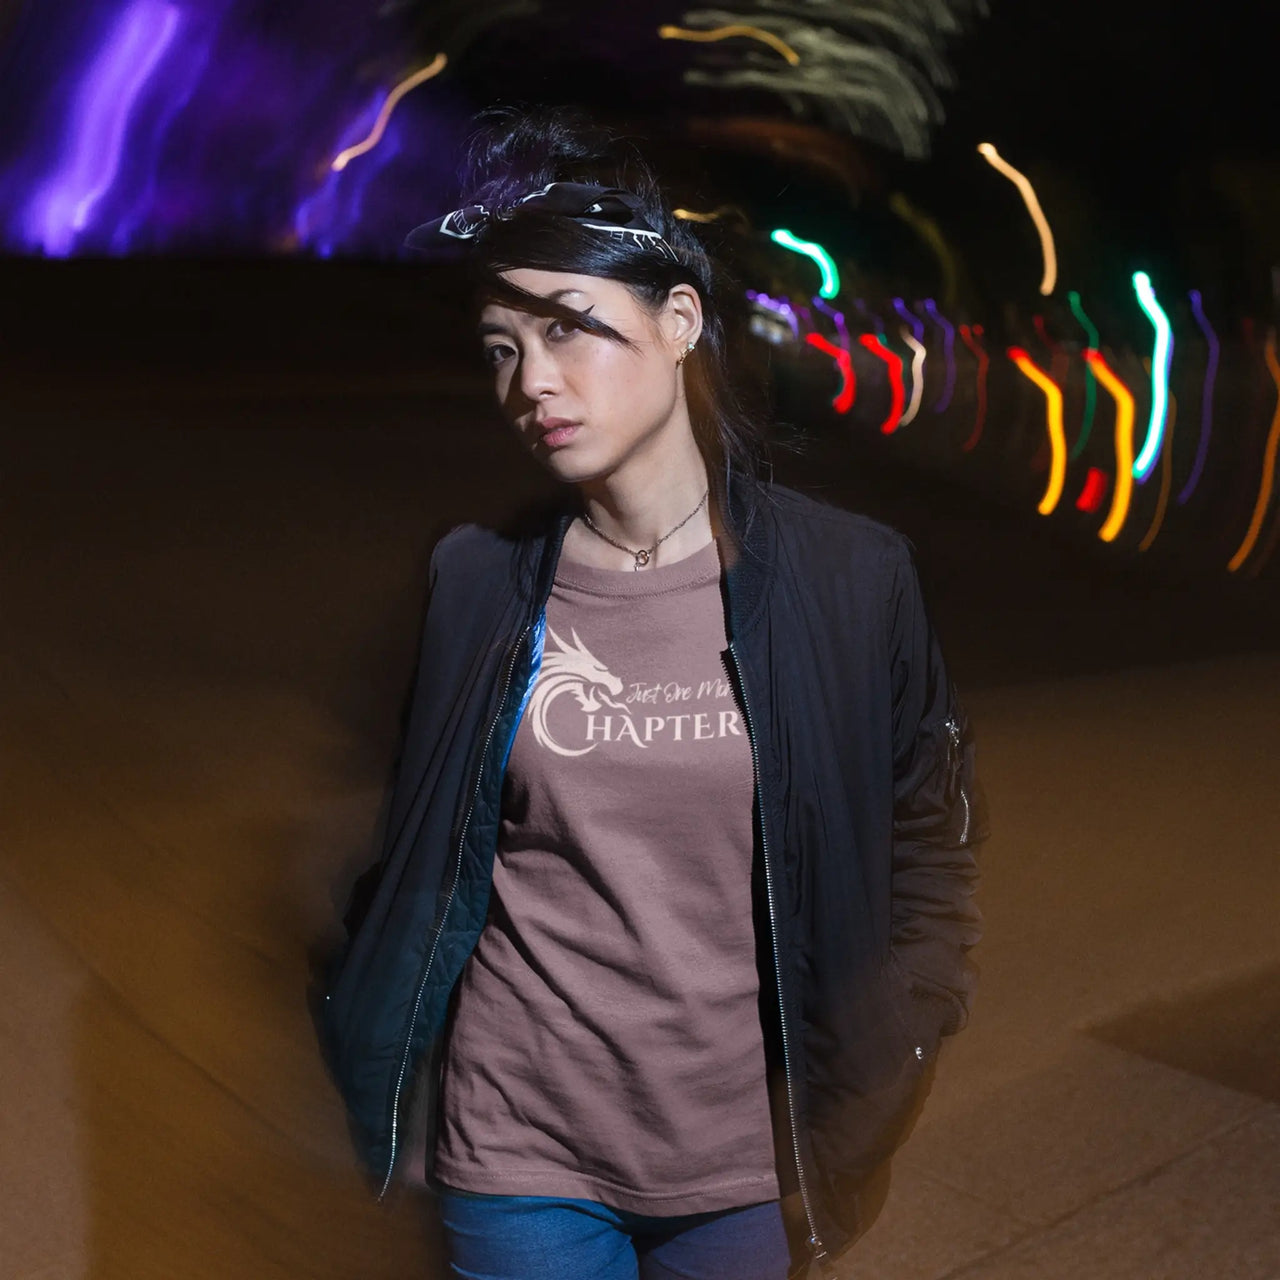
[633,548,651,569]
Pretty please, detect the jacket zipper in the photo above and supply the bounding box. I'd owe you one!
[377,623,531,1200]
[944,714,971,844]
[726,641,827,1271]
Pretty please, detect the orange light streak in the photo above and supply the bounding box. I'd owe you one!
[657,23,800,64]
[977,142,1057,295]
[673,205,739,222]
[331,53,447,172]
[1227,328,1280,572]
[1085,349,1136,543]
[1008,347,1067,515]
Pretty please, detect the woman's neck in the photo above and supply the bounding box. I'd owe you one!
[566,431,715,571]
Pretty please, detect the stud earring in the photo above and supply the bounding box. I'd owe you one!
[676,340,696,367]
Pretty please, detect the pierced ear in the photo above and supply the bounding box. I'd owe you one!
[666,283,703,348]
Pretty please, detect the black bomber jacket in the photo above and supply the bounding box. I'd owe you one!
[315,471,988,1278]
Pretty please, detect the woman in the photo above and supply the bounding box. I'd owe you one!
[317,105,986,1280]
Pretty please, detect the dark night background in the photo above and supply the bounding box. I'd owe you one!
[2,5,1279,1279]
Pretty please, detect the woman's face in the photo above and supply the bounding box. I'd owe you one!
[478,268,700,486]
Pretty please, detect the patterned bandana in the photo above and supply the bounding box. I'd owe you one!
[403,181,680,264]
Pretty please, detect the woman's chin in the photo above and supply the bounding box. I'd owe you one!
[535,448,612,487]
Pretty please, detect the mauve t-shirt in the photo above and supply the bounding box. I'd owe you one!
[433,539,781,1213]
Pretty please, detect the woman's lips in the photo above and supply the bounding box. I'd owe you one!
[537,421,579,448]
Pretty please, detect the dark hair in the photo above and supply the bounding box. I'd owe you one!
[455,103,768,498]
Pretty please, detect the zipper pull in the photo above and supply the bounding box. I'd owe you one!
[803,1235,833,1279]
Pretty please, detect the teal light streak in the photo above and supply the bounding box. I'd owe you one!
[1067,290,1099,460]
[1131,271,1173,482]
[770,228,840,299]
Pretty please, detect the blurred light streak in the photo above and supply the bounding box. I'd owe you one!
[676,6,987,158]
[295,84,407,255]
[1033,313,1069,388]
[892,297,924,343]
[771,229,840,298]
[1008,347,1068,515]
[1131,272,1172,482]
[746,289,800,339]
[1085,349,1136,542]
[924,298,957,412]
[1137,387,1176,552]
[805,333,856,413]
[674,204,740,222]
[1067,291,1099,459]
[1179,289,1218,504]
[658,22,800,64]
[958,322,988,451]
[1227,328,1280,573]
[23,0,182,255]
[977,142,1057,295]
[888,193,957,308]
[858,333,906,434]
[811,296,850,347]
[331,54,447,171]
[899,325,926,425]
[1076,467,1108,513]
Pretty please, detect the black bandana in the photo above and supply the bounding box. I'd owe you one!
[403,181,680,264]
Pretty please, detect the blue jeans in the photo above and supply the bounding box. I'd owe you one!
[437,1185,793,1280]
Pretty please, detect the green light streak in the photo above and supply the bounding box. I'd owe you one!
[1068,290,1099,460]
[1132,271,1173,482]
[770,228,840,299]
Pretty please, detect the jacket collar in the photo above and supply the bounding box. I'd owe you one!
[719,465,774,641]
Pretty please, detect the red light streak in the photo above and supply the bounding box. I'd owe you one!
[1033,313,1070,388]
[959,322,988,451]
[858,333,905,434]
[805,332,856,414]
[1076,467,1108,513]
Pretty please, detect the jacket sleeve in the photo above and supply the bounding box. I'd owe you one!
[336,527,454,946]
[885,537,988,1050]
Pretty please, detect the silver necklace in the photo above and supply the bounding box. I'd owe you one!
[580,489,709,570]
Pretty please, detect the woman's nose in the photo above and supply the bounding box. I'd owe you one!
[517,344,562,401]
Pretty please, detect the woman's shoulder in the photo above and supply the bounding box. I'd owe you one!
[761,482,913,564]
[427,523,523,592]
[428,499,566,585]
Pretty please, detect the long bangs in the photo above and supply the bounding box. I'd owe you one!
[472,263,636,347]
[468,214,701,342]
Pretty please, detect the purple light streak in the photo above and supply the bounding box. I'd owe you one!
[1178,290,1219,505]
[924,297,957,412]
[746,289,800,339]
[891,297,924,343]
[811,295,850,348]
[1,0,468,255]
[22,0,182,256]
[294,89,406,256]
